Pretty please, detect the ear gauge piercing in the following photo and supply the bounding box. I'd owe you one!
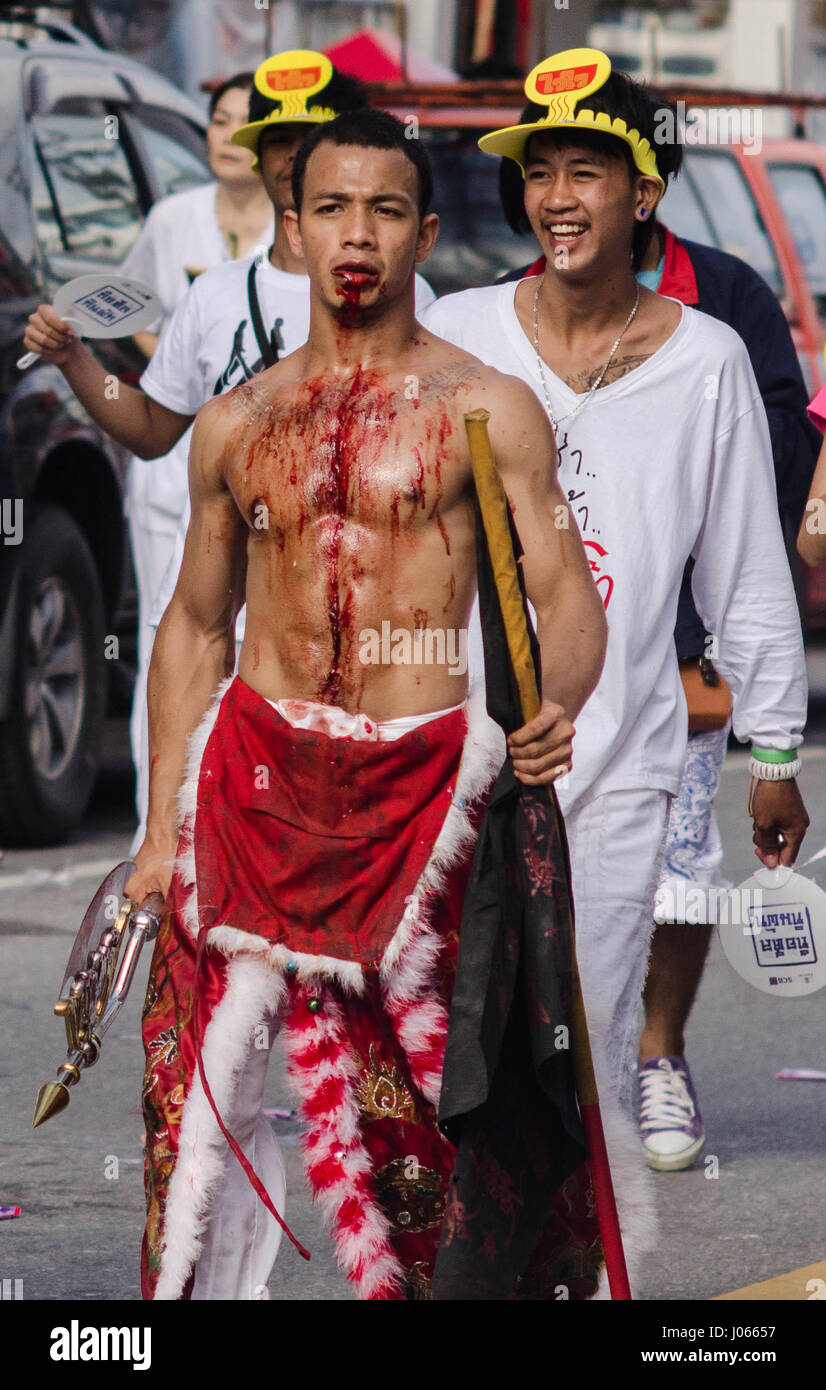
[637,207,648,219]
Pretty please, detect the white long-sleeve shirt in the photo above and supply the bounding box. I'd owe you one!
[422,283,807,813]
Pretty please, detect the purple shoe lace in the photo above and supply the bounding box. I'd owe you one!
[639,1056,703,1143]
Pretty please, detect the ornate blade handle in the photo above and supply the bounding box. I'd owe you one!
[33,886,164,1129]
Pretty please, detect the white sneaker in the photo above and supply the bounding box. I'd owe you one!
[638,1055,705,1172]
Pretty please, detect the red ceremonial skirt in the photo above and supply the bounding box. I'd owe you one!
[141,678,496,1300]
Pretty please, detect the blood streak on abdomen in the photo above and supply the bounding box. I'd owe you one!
[435,511,451,556]
[315,367,395,702]
[389,492,401,538]
[426,410,452,556]
[414,449,425,507]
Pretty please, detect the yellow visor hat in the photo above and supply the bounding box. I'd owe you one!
[478,47,665,200]
[232,50,338,171]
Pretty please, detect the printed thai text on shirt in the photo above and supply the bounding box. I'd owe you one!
[556,428,614,608]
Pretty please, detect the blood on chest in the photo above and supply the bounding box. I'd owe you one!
[233,376,457,545]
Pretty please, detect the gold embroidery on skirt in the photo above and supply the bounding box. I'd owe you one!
[356,1043,417,1123]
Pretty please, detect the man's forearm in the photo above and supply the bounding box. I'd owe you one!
[60,342,187,458]
[144,602,236,853]
[536,576,607,721]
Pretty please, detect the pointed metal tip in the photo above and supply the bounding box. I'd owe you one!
[32,1081,71,1129]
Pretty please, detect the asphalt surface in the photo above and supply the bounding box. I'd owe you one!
[3,646,826,1303]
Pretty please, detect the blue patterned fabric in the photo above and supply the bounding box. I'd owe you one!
[655,724,732,922]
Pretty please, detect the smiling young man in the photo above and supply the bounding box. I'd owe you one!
[497,92,820,1173]
[126,107,607,1301]
[423,51,809,1132]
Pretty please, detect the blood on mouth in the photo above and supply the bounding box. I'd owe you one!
[334,268,379,324]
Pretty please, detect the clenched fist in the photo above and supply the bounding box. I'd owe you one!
[507,699,574,786]
[750,777,809,869]
[124,836,178,911]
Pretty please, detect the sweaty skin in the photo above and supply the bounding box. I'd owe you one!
[125,140,608,905]
[235,360,472,711]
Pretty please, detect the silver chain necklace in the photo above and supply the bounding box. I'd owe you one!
[532,274,641,437]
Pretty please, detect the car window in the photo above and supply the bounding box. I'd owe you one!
[683,151,783,296]
[766,162,826,317]
[658,165,718,248]
[422,129,530,294]
[30,100,144,263]
[127,103,210,200]
[24,57,130,116]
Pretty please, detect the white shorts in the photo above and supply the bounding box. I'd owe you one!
[565,787,671,1112]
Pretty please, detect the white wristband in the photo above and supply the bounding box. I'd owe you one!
[748,756,801,781]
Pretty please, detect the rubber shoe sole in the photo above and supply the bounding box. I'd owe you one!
[643,1130,705,1172]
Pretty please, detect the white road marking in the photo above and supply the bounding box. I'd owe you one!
[0,857,125,891]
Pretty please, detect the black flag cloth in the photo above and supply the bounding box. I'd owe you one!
[431,496,603,1300]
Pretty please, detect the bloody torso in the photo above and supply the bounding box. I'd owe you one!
[223,360,479,716]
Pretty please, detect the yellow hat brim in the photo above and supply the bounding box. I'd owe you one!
[232,107,337,174]
[478,121,555,168]
[232,109,333,155]
[479,112,665,198]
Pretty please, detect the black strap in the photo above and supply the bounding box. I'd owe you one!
[247,260,277,368]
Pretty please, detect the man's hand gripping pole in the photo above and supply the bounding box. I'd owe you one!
[464,408,632,1302]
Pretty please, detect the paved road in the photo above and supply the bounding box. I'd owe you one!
[3,645,826,1302]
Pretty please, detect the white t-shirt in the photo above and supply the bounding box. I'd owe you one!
[121,182,275,334]
[122,185,275,535]
[143,255,436,626]
[421,282,807,813]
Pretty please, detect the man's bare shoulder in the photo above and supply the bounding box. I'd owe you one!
[413,322,486,372]
[471,364,545,417]
[218,348,306,419]
[412,326,542,415]
[190,391,236,452]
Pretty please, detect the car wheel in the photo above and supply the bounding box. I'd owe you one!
[0,506,106,845]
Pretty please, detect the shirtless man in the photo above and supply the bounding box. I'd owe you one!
[129,108,606,1302]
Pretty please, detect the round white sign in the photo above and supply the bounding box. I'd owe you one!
[718,867,826,998]
[18,273,160,369]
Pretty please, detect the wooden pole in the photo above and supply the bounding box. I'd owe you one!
[464,408,632,1301]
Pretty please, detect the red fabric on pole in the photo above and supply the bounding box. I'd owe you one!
[580,1103,632,1300]
[323,29,458,83]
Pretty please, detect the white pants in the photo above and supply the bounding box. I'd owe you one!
[565,787,671,1113]
[191,1004,287,1301]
